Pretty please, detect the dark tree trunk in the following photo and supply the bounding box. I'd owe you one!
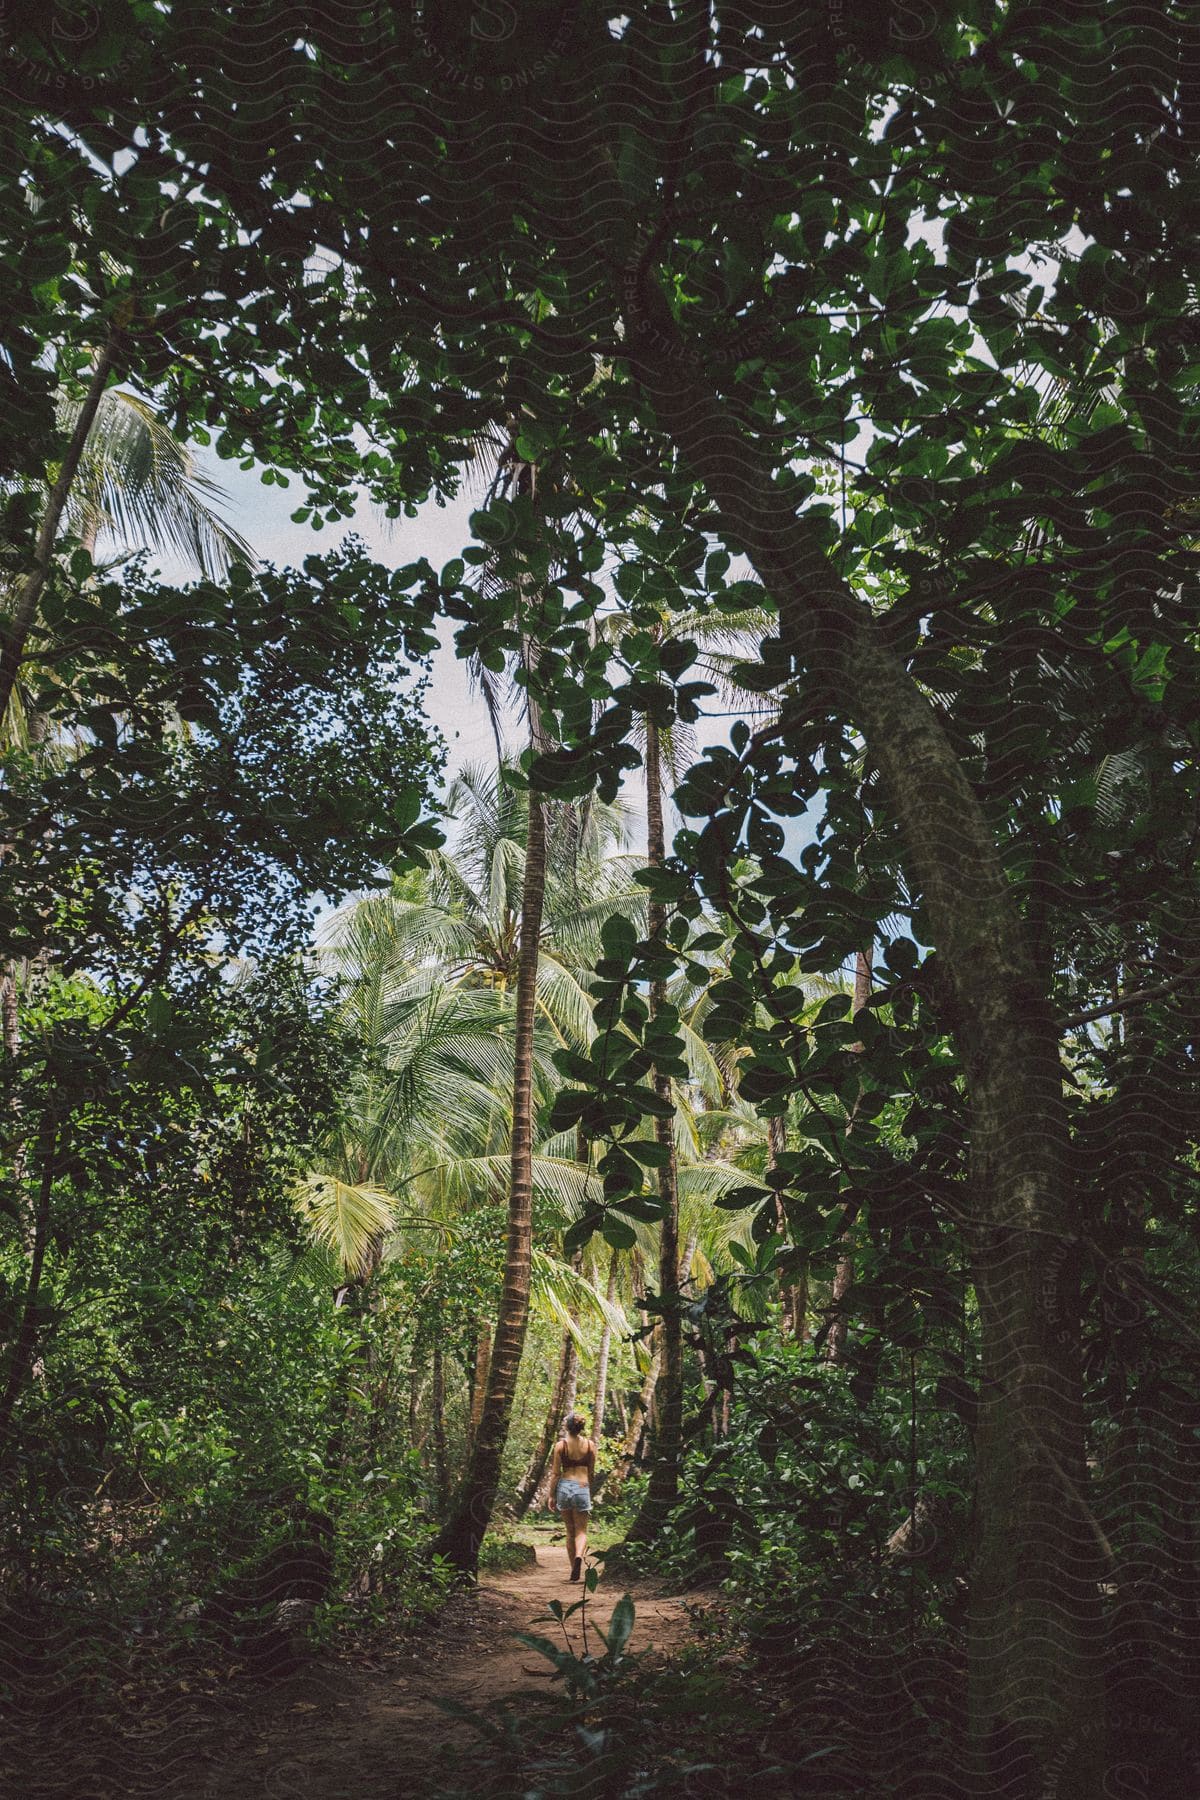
[0,963,34,1256]
[793,1255,810,1348]
[407,1363,423,1451]
[625,291,1103,1791]
[628,713,684,1543]
[0,967,17,1058]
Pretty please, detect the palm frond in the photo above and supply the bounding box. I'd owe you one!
[534,952,598,1050]
[405,1150,597,1218]
[675,1019,726,1104]
[67,388,255,576]
[296,1175,398,1275]
[531,1248,629,1344]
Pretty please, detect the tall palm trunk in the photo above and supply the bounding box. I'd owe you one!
[467,1320,491,1446]
[0,962,36,1257]
[407,1364,423,1451]
[826,948,872,1363]
[562,1337,579,1417]
[432,595,550,1573]
[792,1258,810,1348]
[621,1228,697,1511]
[592,1246,620,1437]
[0,968,18,1059]
[628,713,683,1543]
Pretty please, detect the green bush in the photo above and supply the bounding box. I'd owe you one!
[478,1535,538,1574]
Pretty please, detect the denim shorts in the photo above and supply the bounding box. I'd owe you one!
[557,1478,591,1513]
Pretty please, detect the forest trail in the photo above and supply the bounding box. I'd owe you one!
[194,1543,702,1799]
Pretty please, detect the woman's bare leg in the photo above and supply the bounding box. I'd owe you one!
[574,1515,589,1570]
[563,1509,577,1570]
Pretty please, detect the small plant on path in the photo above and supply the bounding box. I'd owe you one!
[516,1570,639,1702]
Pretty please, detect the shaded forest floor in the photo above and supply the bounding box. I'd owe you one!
[4,1542,718,1799]
[192,1543,704,1798]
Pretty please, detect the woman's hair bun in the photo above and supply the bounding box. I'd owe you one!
[565,1412,587,1435]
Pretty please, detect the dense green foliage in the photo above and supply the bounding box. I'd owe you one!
[3,3,1200,1795]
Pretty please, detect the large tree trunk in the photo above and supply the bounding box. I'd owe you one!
[592,1246,620,1437]
[625,288,1103,1793]
[617,1231,698,1509]
[628,713,684,1543]
[0,967,18,1058]
[431,629,549,1573]
[407,1363,425,1452]
[826,948,872,1363]
[792,1255,810,1348]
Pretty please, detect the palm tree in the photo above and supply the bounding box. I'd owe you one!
[302,868,630,1514]
[313,756,639,1555]
[306,826,637,1277]
[1,363,252,740]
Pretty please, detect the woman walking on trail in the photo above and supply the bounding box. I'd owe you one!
[548,1412,595,1582]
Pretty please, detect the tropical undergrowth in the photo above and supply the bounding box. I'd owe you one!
[588,1323,973,1797]
[428,1574,808,1800]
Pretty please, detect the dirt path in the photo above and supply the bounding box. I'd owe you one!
[192,1545,701,1799]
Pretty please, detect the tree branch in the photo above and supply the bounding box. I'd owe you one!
[1059,957,1200,1031]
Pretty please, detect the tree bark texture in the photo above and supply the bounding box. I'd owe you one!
[467,1320,491,1447]
[605,1332,661,1499]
